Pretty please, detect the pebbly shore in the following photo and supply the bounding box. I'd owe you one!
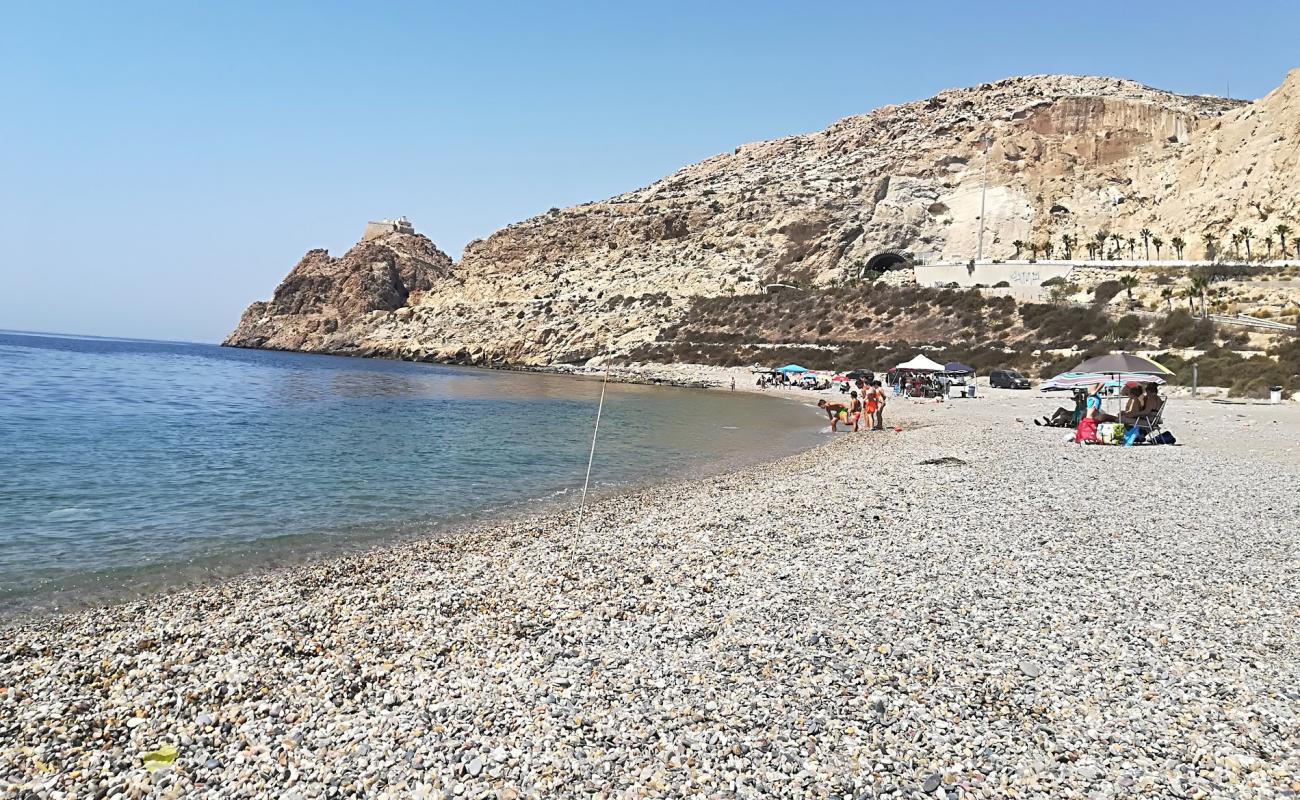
[3,394,1299,799]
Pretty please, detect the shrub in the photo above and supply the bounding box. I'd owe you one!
[1018,303,1108,343]
[1108,314,1144,342]
[1159,347,1295,396]
[1092,280,1122,304]
[1152,310,1216,349]
[1047,283,1080,303]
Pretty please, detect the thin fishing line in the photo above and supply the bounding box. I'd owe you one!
[575,360,611,536]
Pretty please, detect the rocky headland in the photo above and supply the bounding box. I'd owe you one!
[226,71,1300,372]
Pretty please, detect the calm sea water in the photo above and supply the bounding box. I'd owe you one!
[0,332,821,615]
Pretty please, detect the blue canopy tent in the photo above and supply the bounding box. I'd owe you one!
[776,364,810,373]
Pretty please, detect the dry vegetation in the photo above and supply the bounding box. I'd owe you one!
[624,284,1299,396]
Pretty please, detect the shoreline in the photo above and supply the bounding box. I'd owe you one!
[3,395,1297,797]
[0,365,827,622]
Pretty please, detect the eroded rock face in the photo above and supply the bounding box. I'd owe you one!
[224,232,455,352]
[226,71,1300,365]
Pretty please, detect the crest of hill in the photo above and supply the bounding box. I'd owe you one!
[227,71,1297,368]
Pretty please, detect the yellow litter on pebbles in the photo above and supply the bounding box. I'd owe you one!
[2,399,1299,799]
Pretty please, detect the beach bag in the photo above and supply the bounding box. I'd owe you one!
[1152,431,1176,445]
[1123,425,1142,447]
[1109,424,1127,446]
[1097,422,1124,445]
[1074,418,1098,444]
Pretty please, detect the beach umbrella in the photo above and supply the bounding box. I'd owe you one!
[776,364,809,373]
[1039,372,1167,391]
[1065,354,1172,419]
[1070,353,1172,376]
[944,361,974,374]
[896,354,944,372]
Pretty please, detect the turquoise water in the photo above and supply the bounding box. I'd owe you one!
[0,331,821,614]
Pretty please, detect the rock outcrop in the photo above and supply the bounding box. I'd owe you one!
[226,70,1300,364]
[226,231,455,352]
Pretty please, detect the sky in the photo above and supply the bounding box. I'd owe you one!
[2,1,1298,342]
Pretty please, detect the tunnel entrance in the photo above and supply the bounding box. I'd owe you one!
[859,252,910,277]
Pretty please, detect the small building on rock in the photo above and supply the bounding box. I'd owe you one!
[363,216,415,241]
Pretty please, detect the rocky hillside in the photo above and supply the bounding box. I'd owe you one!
[226,70,1300,365]
[227,232,455,352]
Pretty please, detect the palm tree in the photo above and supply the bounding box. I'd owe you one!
[1094,230,1109,260]
[1119,274,1140,306]
[1171,236,1186,259]
[1086,241,1097,260]
[1275,223,1292,259]
[1126,236,1137,259]
[1238,227,1253,260]
[1230,232,1242,258]
[1059,233,1072,259]
[1263,235,1274,260]
[1202,231,1217,260]
[1160,286,1174,311]
[1011,240,1024,259]
[1043,241,1054,259]
[1028,242,1039,260]
[1180,284,1198,314]
[1110,232,1124,258]
[1152,236,1164,260]
[1190,275,1211,317]
[1140,228,1152,260]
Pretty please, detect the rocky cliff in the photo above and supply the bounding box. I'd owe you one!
[226,232,455,352]
[225,70,1300,364]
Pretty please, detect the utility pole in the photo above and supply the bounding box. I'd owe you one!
[975,135,992,262]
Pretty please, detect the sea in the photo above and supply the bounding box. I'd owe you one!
[0,331,823,616]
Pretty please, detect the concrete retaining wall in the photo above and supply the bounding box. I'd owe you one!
[914,262,1075,288]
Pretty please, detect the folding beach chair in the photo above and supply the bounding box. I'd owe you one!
[1131,397,1166,442]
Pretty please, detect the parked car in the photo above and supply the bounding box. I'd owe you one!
[989,368,1031,389]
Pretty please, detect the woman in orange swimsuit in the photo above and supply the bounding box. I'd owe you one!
[863,389,879,432]
[870,380,887,430]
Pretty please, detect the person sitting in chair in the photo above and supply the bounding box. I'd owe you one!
[1142,383,1163,414]
[1119,384,1146,425]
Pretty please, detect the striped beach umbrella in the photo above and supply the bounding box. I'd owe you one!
[1040,372,1167,391]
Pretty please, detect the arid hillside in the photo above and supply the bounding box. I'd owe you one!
[227,70,1300,372]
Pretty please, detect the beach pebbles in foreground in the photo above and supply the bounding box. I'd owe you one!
[3,399,1299,798]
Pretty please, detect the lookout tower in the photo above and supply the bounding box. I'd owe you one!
[363,216,415,241]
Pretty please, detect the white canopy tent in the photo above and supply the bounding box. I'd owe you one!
[895,354,945,372]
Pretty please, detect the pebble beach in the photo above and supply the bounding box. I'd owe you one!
[3,390,1299,799]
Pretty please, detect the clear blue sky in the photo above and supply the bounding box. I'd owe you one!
[2,1,1297,342]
